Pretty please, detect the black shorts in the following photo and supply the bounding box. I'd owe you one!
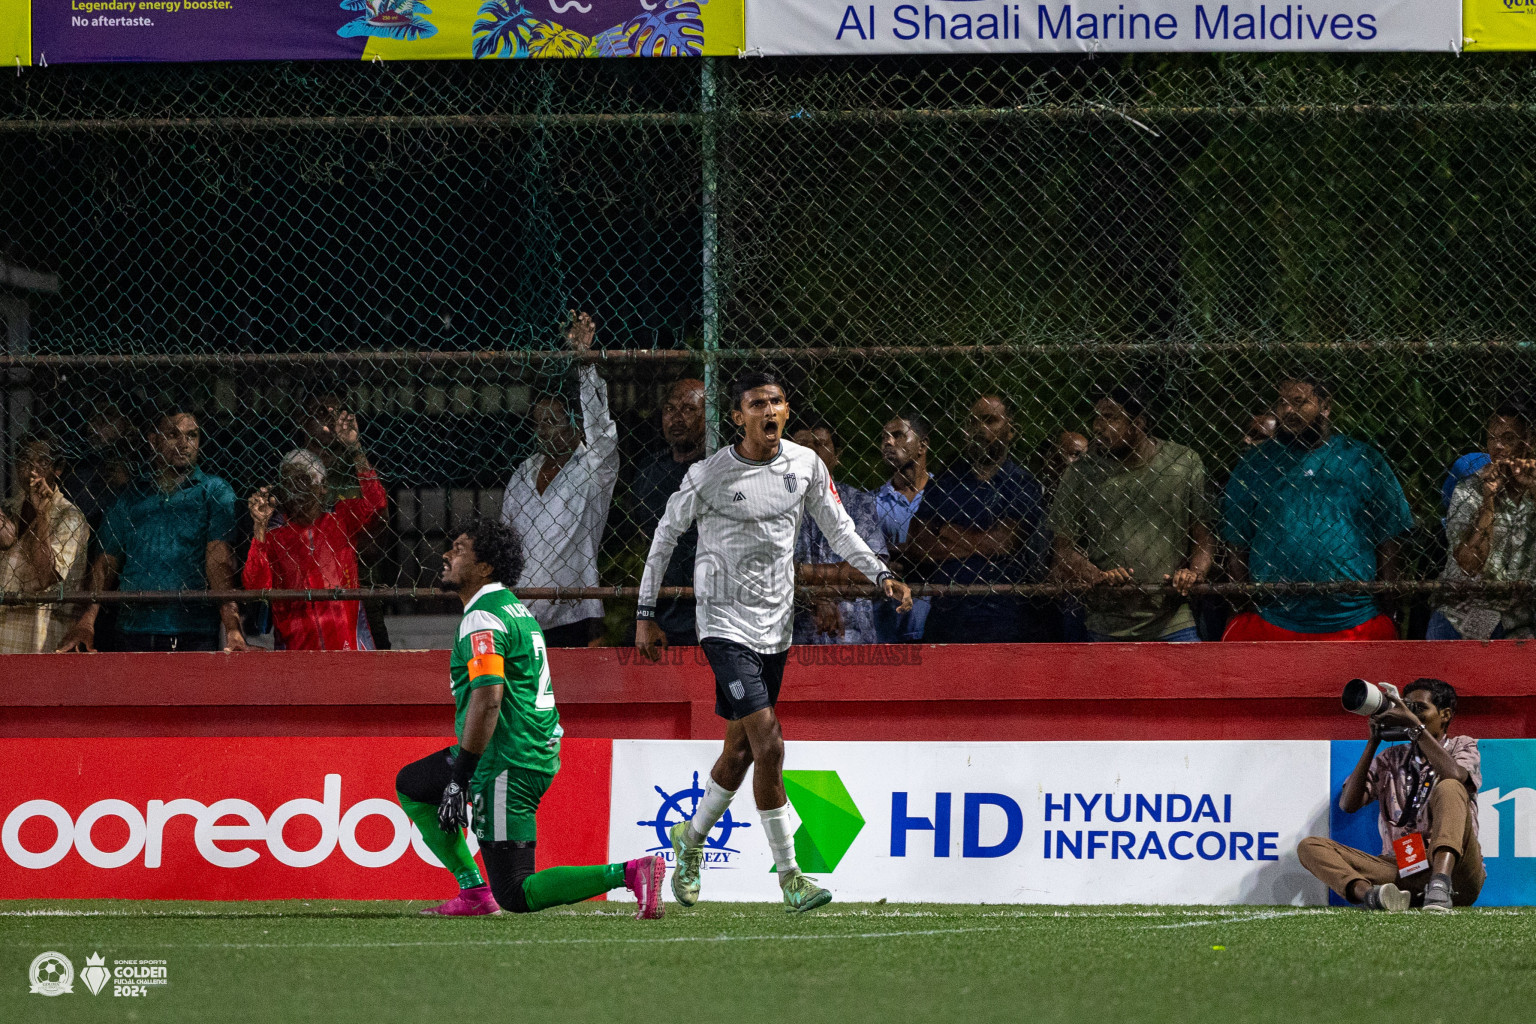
[701,637,788,721]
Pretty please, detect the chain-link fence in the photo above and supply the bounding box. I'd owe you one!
[3,54,1536,650]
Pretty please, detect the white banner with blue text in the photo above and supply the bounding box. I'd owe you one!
[744,0,1460,55]
[607,740,1332,905]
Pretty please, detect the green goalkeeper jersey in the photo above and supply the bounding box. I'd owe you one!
[450,583,562,779]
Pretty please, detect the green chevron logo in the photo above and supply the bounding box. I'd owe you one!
[771,770,865,874]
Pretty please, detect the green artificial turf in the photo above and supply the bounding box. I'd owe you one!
[2,901,1533,1023]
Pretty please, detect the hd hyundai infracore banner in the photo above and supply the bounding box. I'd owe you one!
[5,737,1533,904]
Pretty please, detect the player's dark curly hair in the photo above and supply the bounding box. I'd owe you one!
[465,518,525,588]
[1404,677,1458,717]
[729,370,787,411]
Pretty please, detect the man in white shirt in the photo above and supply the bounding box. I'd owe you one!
[0,434,88,653]
[500,313,619,647]
[636,371,912,913]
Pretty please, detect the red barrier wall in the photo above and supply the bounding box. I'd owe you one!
[0,737,612,899]
[4,642,1535,741]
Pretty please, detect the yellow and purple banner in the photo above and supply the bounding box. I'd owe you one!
[1464,0,1536,49]
[11,0,741,63]
[3,0,29,66]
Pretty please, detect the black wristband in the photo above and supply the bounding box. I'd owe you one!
[451,749,481,789]
[875,571,896,587]
[636,605,657,621]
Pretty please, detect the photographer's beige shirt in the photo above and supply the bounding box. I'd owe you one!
[1365,735,1480,855]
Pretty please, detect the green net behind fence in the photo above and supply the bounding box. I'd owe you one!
[3,54,1536,647]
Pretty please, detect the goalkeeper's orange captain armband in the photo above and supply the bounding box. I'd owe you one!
[467,630,504,681]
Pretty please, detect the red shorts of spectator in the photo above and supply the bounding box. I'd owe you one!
[1221,612,1398,642]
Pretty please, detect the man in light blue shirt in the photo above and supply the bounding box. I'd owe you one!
[874,413,931,643]
[792,425,887,645]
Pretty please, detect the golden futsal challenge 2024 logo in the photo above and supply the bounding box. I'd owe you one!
[28,950,168,998]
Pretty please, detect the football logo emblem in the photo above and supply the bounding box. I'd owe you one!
[471,631,496,656]
[785,472,797,493]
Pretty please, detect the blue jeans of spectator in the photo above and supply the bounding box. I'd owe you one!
[924,596,1051,644]
[874,596,931,643]
[1425,609,1505,641]
[1088,626,1201,643]
[1059,600,1090,642]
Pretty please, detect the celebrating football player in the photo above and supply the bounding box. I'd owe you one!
[636,371,912,913]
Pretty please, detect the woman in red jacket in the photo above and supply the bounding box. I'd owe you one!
[244,414,386,650]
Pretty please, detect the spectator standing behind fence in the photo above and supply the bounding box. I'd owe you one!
[0,434,88,653]
[1428,402,1536,640]
[1038,428,1092,642]
[908,395,1051,643]
[1048,388,1213,642]
[629,378,707,647]
[242,415,386,650]
[791,424,888,645]
[1037,430,1089,496]
[500,313,619,648]
[62,402,136,533]
[1220,375,1413,641]
[300,390,392,650]
[873,412,932,643]
[57,410,247,652]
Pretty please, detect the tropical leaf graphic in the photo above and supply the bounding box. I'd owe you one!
[472,0,540,58]
[337,18,437,38]
[591,22,637,57]
[620,0,704,57]
[336,0,437,40]
[526,20,594,58]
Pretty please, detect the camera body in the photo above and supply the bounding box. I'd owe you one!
[1341,678,1412,742]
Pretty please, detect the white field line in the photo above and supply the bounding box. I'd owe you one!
[560,907,1282,921]
[205,925,1016,950]
[0,905,1324,920]
[1143,909,1330,929]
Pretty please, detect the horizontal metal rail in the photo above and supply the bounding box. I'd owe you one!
[0,579,1529,605]
[2,338,1532,370]
[4,102,1535,134]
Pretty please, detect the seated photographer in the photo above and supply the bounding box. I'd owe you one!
[1299,678,1484,912]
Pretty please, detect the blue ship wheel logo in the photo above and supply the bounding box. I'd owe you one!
[637,771,751,854]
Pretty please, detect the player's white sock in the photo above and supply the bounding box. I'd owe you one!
[759,803,799,881]
[685,776,736,848]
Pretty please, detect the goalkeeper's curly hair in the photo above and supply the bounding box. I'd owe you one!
[466,518,525,588]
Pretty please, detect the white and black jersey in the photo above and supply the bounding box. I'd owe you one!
[637,439,891,654]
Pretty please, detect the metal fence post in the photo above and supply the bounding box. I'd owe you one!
[701,55,721,455]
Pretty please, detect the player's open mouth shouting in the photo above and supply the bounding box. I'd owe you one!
[738,383,789,448]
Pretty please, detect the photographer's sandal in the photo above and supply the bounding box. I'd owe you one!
[1362,883,1410,912]
[1421,874,1455,913]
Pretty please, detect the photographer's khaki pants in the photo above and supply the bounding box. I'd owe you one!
[1298,779,1486,906]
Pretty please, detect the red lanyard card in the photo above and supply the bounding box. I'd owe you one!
[1394,832,1430,878]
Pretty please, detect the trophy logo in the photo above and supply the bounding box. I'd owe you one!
[81,953,111,996]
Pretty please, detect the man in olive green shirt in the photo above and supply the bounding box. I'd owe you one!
[1049,388,1215,641]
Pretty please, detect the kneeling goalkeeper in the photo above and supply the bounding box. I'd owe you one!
[396,518,663,918]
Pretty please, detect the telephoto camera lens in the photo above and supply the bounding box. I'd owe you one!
[1342,678,1387,717]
